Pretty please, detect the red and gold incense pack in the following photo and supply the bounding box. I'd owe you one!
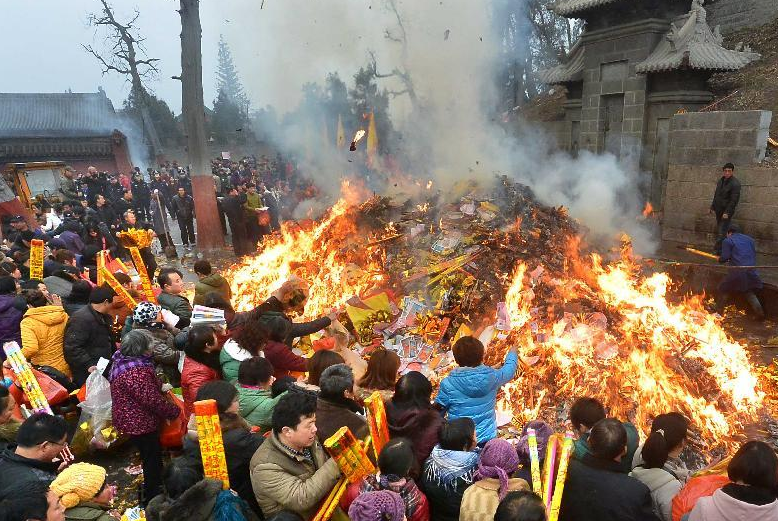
[99,267,138,310]
[364,391,390,460]
[29,239,44,281]
[194,399,230,489]
[322,426,375,484]
[128,246,156,303]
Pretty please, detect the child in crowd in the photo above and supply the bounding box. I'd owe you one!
[238,356,287,433]
[50,463,116,521]
[435,336,518,444]
[569,397,639,473]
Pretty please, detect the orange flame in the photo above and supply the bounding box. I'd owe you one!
[642,202,654,218]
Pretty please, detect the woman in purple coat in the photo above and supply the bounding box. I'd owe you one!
[110,330,180,506]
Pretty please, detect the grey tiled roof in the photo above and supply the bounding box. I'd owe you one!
[0,92,120,139]
[551,0,619,16]
[538,41,585,84]
[635,2,760,73]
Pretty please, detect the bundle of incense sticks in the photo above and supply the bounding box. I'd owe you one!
[128,247,156,303]
[323,426,375,484]
[194,399,230,489]
[364,391,390,460]
[548,432,574,521]
[3,342,52,414]
[527,428,542,494]
[29,239,44,281]
[99,267,138,309]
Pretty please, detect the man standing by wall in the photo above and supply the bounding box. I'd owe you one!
[171,187,196,251]
[710,162,741,254]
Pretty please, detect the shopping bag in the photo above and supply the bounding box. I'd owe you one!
[71,370,115,454]
[160,391,187,448]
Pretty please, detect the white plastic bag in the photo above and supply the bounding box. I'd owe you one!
[74,370,114,451]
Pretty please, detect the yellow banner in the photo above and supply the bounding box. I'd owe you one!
[194,400,230,489]
[323,426,375,484]
[129,247,156,303]
[99,267,138,310]
[364,391,390,460]
[548,433,574,521]
[2,341,52,415]
[29,239,44,281]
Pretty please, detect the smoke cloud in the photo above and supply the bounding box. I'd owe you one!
[221,0,655,253]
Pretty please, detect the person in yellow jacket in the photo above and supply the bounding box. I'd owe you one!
[20,289,71,377]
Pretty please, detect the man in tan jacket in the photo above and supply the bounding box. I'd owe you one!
[250,392,342,520]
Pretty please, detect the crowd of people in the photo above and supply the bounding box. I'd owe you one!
[0,162,776,521]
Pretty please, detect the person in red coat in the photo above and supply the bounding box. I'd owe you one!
[181,325,222,417]
[109,330,180,506]
[257,313,307,379]
[341,437,430,521]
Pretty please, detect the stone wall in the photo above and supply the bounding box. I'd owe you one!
[662,110,777,253]
[706,0,778,33]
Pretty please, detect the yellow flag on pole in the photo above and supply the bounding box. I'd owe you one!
[336,114,346,148]
[366,112,378,167]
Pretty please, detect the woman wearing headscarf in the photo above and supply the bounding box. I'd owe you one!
[459,438,529,521]
[130,301,183,386]
[348,491,406,521]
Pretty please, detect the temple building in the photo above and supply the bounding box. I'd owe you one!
[539,0,760,206]
[0,89,133,173]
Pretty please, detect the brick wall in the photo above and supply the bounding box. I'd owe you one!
[706,0,778,33]
[662,110,777,253]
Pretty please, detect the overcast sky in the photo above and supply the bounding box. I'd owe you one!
[0,0,400,116]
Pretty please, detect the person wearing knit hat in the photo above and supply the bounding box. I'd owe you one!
[50,463,116,521]
[129,300,182,386]
[134,301,164,327]
[348,490,406,521]
[459,439,529,521]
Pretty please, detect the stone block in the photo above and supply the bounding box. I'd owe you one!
[689,112,725,130]
[601,80,624,94]
[736,129,759,148]
[723,111,763,130]
[705,131,733,148]
[624,77,646,91]
[739,167,775,187]
[633,91,646,104]
[718,148,759,166]
[758,110,773,129]
[623,104,644,119]
[671,115,691,131]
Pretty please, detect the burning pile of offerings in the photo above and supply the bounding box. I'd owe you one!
[226,176,768,463]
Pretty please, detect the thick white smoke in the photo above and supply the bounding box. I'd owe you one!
[219,0,655,252]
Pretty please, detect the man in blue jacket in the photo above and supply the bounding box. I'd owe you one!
[435,336,518,444]
[718,224,764,319]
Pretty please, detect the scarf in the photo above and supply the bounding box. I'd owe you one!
[475,439,520,500]
[109,350,154,381]
[423,445,479,492]
[361,474,423,519]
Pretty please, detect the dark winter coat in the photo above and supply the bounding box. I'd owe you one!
[263,339,308,379]
[0,293,25,347]
[132,179,151,203]
[385,401,444,474]
[64,502,114,521]
[315,396,369,443]
[146,478,259,521]
[171,194,196,219]
[0,448,58,497]
[710,176,741,217]
[158,292,193,325]
[63,304,115,386]
[559,454,660,521]
[181,414,264,514]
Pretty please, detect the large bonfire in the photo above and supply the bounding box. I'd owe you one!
[226,177,767,463]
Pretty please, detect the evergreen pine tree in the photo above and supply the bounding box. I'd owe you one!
[216,34,249,113]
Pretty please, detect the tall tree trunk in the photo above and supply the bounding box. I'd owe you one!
[179,0,223,250]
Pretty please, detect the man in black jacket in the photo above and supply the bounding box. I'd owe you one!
[171,187,196,250]
[0,413,68,498]
[220,187,248,256]
[710,162,741,254]
[560,418,659,521]
[63,285,121,386]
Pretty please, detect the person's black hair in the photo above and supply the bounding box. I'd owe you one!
[238,356,274,386]
[184,324,220,370]
[81,245,100,266]
[89,284,116,304]
[0,385,10,415]
[569,397,606,430]
[440,417,476,451]
[723,162,735,171]
[195,380,238,415]
[20,279,43,291]
[203,292,235,314]
[392,371,433,411]
[16,412,68,448]
[377,437,415,478]
[272,392,317,435]
[23,289,48,308]
[162,459,201,500]
[0,262,18,278]
[271,376,295,398]
[193,260,212,276]
[589,418,627,461]
[306,350,345,386]
[0,276,16,295]
[0,480,50,521]
[157,268,183,289]
[68,279,92,303]
[494,490,547,521]
[642,413,689,469]
[54,249,75,264]
[113,271,132,285]
[267,512,304,521]
[727,440,778,491]
[452,336,485,367]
